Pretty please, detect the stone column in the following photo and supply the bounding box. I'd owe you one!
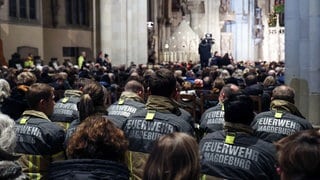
[205,0,221,53]
[100,0,147,66]
[285,0,320,125]
[187,0,201,36]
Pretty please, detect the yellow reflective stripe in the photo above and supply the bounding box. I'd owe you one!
[28,155,33,176]
[36,156,41,180]
[129,151,133,175]
[27,155,41,180]
[221,104,224,111]
[65,122,70,130]
[145,110,156,121]
[225,133,235,145]
[201,174,206,180]
[51,151,65,161]
[20,116,29,125]
[118,98,125,105]
[61,97,69,103]
[275,111,283,119]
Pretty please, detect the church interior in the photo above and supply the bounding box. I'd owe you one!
[0,0,319,125]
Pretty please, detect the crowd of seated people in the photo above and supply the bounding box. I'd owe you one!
[0,55,316,180]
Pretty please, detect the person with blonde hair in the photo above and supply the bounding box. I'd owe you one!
[143,132,200,180]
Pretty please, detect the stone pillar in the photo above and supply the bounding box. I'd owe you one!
[100,0,147,66]
[187,0,201,36]
[205,0,221,53]
[285,0,320,125]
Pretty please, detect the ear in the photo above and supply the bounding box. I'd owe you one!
[39,99,46,105]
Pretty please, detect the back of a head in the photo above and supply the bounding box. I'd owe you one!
[245,74,257,86]
[124,80,144,94]
[263,75,276,87]
[79,82,105,121]
[26,83,53,109]
[0,113,17,156]
[213,78,225,90]
[143,132,200,180]
[148,68,176,97]
[72,78,94,90]
[67,116,128,162]
[16,71,37,86]
[275,129,320,180]
[0,79,11,102]
[272,85,295,104]
[224,93,254,125]
[219,84,240,101]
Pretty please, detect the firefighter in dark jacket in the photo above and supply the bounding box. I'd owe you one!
[122,68,195,179]
[251,85,313,143]
[200,84,240,134]
[50,78,93,131]
[200,93,279,180]
[14,83,65,179]
[107,80,146,128]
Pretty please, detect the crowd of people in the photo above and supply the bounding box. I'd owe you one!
[0,51,318,180]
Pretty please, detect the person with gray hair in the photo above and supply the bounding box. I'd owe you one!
[0,113,26,179]
[0,79,10,104]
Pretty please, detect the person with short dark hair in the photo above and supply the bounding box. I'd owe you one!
[122,68,194,179]
[107,80,145,128]
[244,74,263,95]
[48,116,129,179]
[251,85,313,143]
[200,93,279,179]
[143,132,200,180]
[275,129,320,180]
[14,83,65,179]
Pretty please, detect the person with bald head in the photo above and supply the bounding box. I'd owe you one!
[106,80,146,128]
[251,85,313,143]
[199,83,240,134]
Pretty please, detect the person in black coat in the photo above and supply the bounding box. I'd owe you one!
[8,52,23,69]
[198,39,211,69]
[200,93,279,180]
